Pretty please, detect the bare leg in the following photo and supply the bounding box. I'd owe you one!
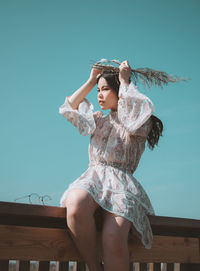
[102,211,131,271]
[64,189,102,271]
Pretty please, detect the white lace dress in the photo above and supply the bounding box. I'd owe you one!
[59,82,155,249]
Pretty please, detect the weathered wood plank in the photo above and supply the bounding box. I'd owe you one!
[0,225,200,263]
[180,263,200,271]
[72,262,86,271]
[0,201,200,238]
[128,235,200,263]
[18,261,30,271]
[38,261,50,271]
[0,201,66,229]
[139,263,148,271]
[149,216,200,238]
[0,260,9,271]
[166,263,174,271]
[77,262,86,271]
[129,262,134,271]
[149,263,162,271]
[153,263,161,271]
[0,225,81,261]
[58,261,69,271]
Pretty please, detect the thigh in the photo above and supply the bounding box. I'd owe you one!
[65,188,99,214]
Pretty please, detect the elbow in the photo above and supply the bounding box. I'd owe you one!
[68,96,79,110]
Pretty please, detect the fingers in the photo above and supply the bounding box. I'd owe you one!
[119,60,131,71]
[119,60,132,84]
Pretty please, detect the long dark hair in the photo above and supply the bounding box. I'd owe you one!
[97,71,163,150]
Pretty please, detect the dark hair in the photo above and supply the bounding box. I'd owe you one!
[97,71,120,95]
[147,115,163,150]
[97,71,163,150]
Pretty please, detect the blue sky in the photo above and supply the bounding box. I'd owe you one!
[0,0,200,219]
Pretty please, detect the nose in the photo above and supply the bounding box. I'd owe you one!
[98,91,103,99]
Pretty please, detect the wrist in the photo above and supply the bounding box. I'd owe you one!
[87,77,97,86]
[119,79,130,87]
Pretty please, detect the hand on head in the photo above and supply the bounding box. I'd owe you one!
[119,60,132,85]
[89,68,102,84]
[89,59,132,86]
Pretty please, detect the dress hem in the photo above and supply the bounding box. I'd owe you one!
[60,185,153,249]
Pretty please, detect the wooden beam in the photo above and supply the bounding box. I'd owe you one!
[0,225,82,261]
[0,201,67,229]
[149,216,200,238]
[0,201,200,238]
[0,225,199,263]
[128,235,200,263]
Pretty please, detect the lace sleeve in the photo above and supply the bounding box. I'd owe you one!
[59,96,98,136]
[118,82,154,137]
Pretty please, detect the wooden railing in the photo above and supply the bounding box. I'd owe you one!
[0,201,200,271]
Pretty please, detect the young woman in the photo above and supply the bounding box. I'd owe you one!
[59,60,163,271]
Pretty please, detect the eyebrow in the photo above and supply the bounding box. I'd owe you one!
[97,85,109,90]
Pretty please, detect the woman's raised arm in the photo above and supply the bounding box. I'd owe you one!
[68,69,102,110]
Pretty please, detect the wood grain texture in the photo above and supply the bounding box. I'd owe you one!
[0,225,200,263]
[128,235,200,263]
[0,225,81,261]
[0,201,200,238]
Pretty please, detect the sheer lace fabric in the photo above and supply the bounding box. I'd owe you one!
[59,82,155,249]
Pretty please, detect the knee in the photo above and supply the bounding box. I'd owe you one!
[63,194,82,221]
[64,190,94,223]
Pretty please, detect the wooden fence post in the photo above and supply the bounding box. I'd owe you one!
[38,261,50,271]
[140,263,148,271]
[180,263,200,271]
[18,261,30,271]
[0,260,9,271]
[58,261,69,271]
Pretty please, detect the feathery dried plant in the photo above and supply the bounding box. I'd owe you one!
[92,59,188,89]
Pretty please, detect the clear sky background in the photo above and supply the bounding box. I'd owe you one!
[0,0,200,219]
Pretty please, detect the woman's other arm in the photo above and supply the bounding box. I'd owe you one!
[68,69,102,110]
[118,61,154,136]
[118,60,132,87]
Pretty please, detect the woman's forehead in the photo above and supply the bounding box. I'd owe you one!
[97,77,109,88]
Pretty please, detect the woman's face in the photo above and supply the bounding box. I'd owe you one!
[97,77,118,111]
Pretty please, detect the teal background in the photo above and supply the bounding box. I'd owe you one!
[0,0,200,219]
